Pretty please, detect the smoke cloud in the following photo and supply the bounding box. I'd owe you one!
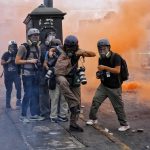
[62,0,150,102]
[0,0,150,102]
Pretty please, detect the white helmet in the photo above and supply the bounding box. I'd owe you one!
[8,40,17,46]
[27,28,40,36]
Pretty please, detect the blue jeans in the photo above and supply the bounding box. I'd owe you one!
[4,73,21,107]
[22,75,40,116]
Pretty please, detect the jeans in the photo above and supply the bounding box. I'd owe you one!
[21,75,40,116]
[4,73,21,107]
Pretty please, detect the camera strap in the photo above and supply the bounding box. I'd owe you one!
[79,56,85,68]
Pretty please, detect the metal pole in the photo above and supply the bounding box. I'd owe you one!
[44,0,53,7]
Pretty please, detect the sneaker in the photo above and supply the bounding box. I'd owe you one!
[19,116,30,123]
[16,99,21,107]
[69,124,84,132]
[50,117,58,123]
[118,125,130,132]
[86,119,98,125]
[58,116,68,122]
[30,115,45,121]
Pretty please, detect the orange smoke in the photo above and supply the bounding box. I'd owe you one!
[123,81,150,102]
[64,0,150,102]
[122,81,141,92]
[1,0,150,103]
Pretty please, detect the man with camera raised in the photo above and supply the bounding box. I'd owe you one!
[55,35,96,132]
[86,38,130,132]
[15,28,44,123]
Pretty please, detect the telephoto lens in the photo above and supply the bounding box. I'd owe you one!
[78,67,87,85]
[45,70,52,79]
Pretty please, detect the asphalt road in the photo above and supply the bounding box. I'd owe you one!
[0,70,150,150]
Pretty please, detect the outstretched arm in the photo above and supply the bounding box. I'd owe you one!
[76,49,96,57]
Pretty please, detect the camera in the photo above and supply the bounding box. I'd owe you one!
[96,71,104,81]
[45,70,53,79]
[77,67,87,85]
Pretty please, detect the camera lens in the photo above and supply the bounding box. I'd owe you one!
[78,67,87,85]
[45,70,52,79]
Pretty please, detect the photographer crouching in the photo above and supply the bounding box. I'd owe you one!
[55,35,96,132]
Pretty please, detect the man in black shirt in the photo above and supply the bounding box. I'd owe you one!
[1,40,21,109]
[86,38,130,132]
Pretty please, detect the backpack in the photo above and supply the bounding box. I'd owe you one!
[111,53,129,83]
[17,43,31,75]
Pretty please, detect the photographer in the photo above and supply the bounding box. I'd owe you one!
[86,38,130,132]
[1,40,21,109]
[15,28,44,123]
[43,39,68,123]
[55,35,96,132]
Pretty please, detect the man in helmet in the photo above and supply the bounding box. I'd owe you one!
[86,38,130,132]
[54,35,96,132]
[15,28,44,123]
[43,38,68,123]
[1,40,21,109]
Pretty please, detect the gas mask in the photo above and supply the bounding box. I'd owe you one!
[98,46,111,59]
[65,45,77,58]
[8,44,18,55]
[28,34,40,46]
[45,32,56,46]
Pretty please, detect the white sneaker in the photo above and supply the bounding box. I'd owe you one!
[86,119,98,125]
[30,115,45,121]
[19,116,30,123]
[118,125,130,131]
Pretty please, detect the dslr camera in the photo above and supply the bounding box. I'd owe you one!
[77,67,87,85]
[96,71,104,81]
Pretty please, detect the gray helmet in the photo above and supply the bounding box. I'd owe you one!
[27,28,40,37]
[51,39,62,46]
[97,38,110,47]
[8,40,17,46]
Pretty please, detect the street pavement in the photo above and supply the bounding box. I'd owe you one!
[0,75,150,150]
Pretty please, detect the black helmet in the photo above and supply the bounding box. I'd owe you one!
[97,38,110,47]
[64,35,78,47]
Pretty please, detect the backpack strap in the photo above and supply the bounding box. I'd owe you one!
[110,52,123,84]
[21,43,30,59]
[110,52,116,66]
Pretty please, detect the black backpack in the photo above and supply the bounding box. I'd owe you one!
[111,53,129,83]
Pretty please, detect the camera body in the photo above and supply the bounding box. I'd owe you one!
[77,67,87,85]
[96,71,105,81]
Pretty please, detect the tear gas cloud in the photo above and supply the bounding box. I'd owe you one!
[0,0,150,102]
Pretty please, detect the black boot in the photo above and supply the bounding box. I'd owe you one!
[69,123,84,132]
[69,105,84,132]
